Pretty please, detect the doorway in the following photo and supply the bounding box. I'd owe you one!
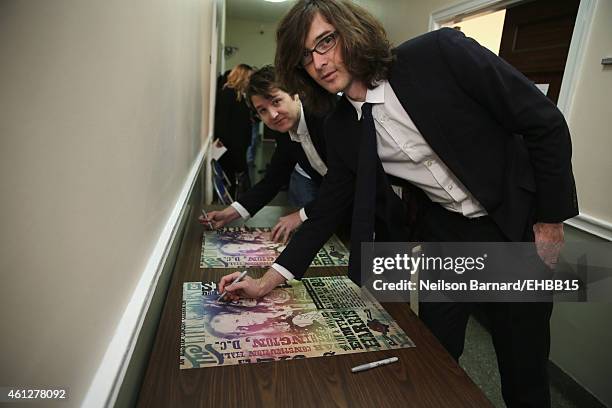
[433,0,581,105]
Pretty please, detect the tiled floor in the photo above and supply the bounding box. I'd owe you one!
[461,316,606,408]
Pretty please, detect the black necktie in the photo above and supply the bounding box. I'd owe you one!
[348,103,378,284]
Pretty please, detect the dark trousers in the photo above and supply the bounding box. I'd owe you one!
[417,203,553,408]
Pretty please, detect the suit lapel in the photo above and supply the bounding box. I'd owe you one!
[388,61,466,185]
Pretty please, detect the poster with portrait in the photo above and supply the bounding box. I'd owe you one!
[200,227,349,268]
[180,276,414,369]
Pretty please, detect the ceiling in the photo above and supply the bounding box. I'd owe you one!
[226,0,297,23]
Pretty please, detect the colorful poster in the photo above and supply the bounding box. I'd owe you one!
[180,276,415,369]
[200,227,349,268]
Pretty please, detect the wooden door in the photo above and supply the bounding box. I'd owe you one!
[498,0,580,104]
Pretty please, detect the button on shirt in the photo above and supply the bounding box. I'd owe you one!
[347,81,487,218]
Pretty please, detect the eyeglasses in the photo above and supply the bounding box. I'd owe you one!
[301,31,338,67]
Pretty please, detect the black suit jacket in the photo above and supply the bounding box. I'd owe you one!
[276,27,578,279]
[214,87,252,173]
[236,109,328,216]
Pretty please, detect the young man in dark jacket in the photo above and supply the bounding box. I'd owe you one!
[202,65,329,243]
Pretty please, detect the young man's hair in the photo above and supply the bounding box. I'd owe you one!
[224,63,254,101]
[275,0,393,112]
[245,65,286,111]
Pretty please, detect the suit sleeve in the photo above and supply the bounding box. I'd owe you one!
[435,27,578,223]
[274,130,355,279]
[236,137,297,215]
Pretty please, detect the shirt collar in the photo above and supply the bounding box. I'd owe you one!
[346,81,386,120]
[288,102,308,142]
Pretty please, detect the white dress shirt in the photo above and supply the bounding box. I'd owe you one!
[288,103,328,177]
[228,104,326,282]
[347,80,487,218]
[274,81,487,281]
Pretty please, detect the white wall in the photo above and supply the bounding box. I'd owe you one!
[225,18,278,69]
[364,0,452,45]
[564,0,612,226]
[549,1,612,405]
[442,10,506,55]
[0,0,213,406]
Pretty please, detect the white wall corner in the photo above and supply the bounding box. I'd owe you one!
[557,0,598,118]
[565,213,612,242]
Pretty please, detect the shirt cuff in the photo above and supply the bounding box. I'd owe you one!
[299,208,308,222]
[231,201,251,220]
[272,263,295,281]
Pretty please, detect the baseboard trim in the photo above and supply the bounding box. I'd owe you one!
[565,213,612,242]
[82,145,207,408]
[549,360,607,408]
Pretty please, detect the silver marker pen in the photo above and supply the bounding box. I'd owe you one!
[351,357,399,373]
[201,209,214,229]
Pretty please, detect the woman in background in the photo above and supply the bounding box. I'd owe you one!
[214,63,254,198]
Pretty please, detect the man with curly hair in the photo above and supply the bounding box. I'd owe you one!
[218,2,578,406]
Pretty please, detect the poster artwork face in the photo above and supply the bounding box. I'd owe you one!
[181,276,415,369]
[200,227,349,268]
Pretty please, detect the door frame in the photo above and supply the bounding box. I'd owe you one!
[429,0,597,118]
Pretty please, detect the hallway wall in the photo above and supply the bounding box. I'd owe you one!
[225,17,277,69]
[563,0,612,227]
[0,0,214,405]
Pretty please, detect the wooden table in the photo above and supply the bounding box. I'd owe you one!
[138,206,492,407]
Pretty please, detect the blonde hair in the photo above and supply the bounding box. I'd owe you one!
[224,64,254,101]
